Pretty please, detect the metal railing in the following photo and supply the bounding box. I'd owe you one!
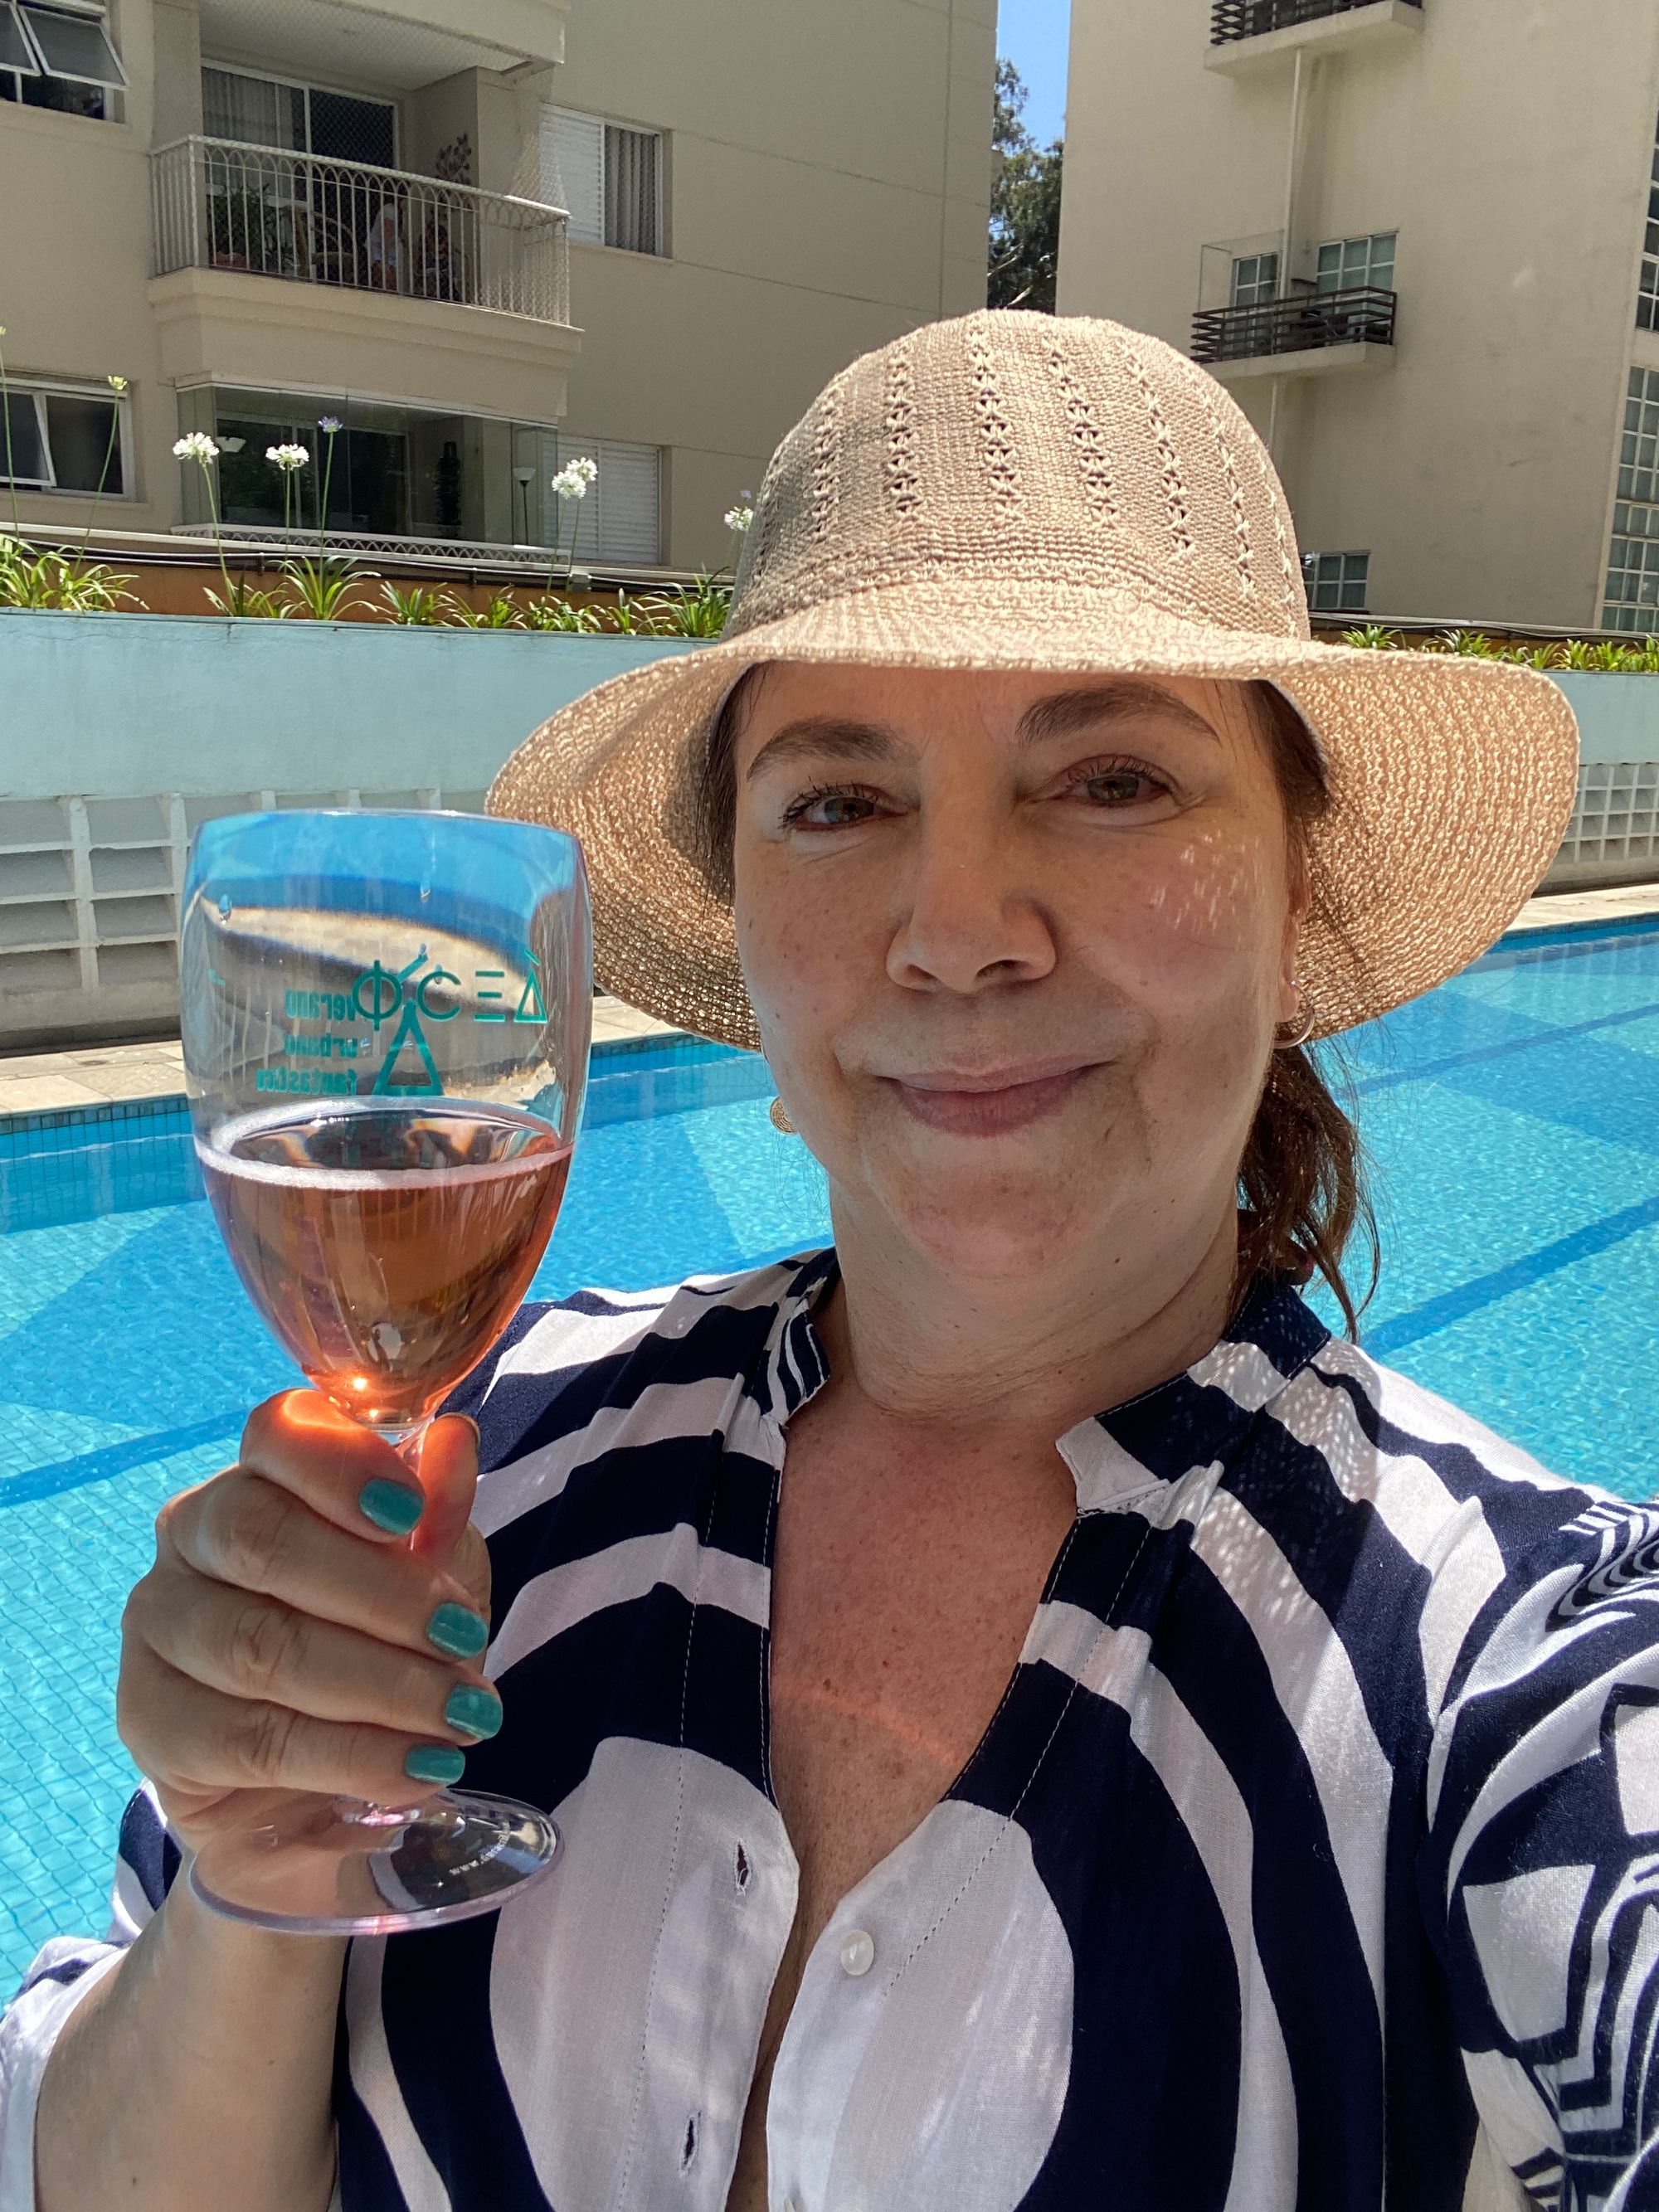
[1191,285,1397,363]
[1210,0,1420,40]
[169,522,568,570]
[151,137,570,325]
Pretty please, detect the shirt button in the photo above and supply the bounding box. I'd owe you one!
[838,1927,876,1977]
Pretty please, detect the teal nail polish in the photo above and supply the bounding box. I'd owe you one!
[444,1684,504,1741]
[426,1602,489,1659]
[405,1743,466,1786]
[358,1478,423,1536]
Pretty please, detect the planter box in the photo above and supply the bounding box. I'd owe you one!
[0,610,699,1048]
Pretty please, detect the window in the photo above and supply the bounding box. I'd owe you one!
[1603,368,1659,630]
[0,377,128,493]
[1301,551,1370,615]
[0,0,124,119]
[1316,231,1397,294]
[540,432,661,564]
[1639,114,1659,332]
[541,108,664,255]
[201,66,397,167]
[1231,253,1278,307]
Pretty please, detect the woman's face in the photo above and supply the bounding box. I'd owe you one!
[732,664,1306,1282]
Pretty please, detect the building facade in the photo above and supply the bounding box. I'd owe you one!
[0,0,994,574]
[1057,0,1659,633]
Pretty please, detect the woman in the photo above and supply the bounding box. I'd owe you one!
[4,311,1649,2212]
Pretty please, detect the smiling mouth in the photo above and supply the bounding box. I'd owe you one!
[882,1061,1099,1136]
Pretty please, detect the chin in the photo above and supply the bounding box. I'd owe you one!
[885,1177,1102,1282]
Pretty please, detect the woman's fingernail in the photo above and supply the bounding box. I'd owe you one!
[426,1602,489,1658]
[444,1684,504,1741]
[358,1478,424,1535]
[405,1743,466,1786]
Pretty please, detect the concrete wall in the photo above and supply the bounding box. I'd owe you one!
[0,612,698,1045]
[1058,0,1659,631]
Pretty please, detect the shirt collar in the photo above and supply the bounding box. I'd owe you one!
[754,1253,1330,1515]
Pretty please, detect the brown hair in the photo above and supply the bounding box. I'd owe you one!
[693,668,1376,1336]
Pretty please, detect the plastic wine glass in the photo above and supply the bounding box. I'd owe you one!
[178,809,591,1933]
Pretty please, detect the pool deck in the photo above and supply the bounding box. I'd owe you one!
[2,878,1657,1122]
[0,994,678,1119]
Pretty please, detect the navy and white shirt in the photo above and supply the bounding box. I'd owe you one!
[6,1249,1659,2212]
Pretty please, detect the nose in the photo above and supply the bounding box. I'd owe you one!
[885,813,1057,995]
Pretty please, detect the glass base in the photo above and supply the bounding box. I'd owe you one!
[187,1788,561,1935]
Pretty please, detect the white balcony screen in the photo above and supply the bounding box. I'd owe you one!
[541,434,661,566]
[541,108,605,246]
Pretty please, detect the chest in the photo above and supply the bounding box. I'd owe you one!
[762,1402,1079,1963]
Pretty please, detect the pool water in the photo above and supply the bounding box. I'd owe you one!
[2,921,1657,1978]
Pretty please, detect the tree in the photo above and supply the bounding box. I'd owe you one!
[988,58,1063,314]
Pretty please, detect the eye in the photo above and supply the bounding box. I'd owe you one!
[781,783,889,830]
[1061,756,1174,809]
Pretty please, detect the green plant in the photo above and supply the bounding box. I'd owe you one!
[644,573,732,638]
[445,587,527,630]
[377,578,455,625]
[279,550,371,621]
[205,573,290,619]
[0,536,133,610]
[1340,625,1404,651]
[601,587,659,635]
[520,593,602,631]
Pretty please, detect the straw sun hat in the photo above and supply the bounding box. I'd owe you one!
[489,309,1579,1051]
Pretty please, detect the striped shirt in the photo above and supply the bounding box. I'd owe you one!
[5,1248,1659,2211]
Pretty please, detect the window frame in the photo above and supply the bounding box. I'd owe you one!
[0,375,134,498]
[1314,231,1397,295]
[1301,549,1370,615]
[0,0,124,112]
[198,59,400,167]
[1230,251,1279,308]
[542,103,667,258]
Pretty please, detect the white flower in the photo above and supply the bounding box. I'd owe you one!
[173,432,220,464]
[265,443,310,471]
[107,374,129,394]
[551,458,596,501]
[723,503,754,535]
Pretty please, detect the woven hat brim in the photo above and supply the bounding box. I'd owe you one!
[487,576,1581,1053]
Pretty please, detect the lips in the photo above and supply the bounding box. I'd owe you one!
[881,1059,1098,1136]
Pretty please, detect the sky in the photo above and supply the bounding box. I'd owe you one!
[995,0,1072,147]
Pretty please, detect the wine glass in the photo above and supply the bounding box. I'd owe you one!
[178,809,591,1934]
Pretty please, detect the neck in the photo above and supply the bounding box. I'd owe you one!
[816,1194,1242,1442]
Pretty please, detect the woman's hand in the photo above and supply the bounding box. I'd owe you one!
[119,1393,496,1856]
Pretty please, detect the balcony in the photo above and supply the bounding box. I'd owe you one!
[148,138,577,422]
[1206,0,1423,74]
[1191,285,1397,382]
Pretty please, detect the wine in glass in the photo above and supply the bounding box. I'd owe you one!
[178,809,591,1933]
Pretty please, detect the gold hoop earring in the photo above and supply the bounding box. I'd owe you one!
[768,1096,797,1134]
[1275,987,1317,1051]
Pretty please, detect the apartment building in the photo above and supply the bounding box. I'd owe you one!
[0,0,994,574]
[1058,0,1659,632]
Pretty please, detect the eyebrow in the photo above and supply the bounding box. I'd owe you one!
[742,680,1220,782]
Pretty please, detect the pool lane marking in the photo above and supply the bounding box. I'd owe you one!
[1352,994,1659,1098]
[1365,1190,1659,1358]
[0,1412,244,1510]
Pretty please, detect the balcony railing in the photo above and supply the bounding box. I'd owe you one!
[1191,285,1397,364]
[151,137,570,326]
[1210,0,1420,41]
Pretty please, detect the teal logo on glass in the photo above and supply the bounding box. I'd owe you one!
[345,949,549,1096]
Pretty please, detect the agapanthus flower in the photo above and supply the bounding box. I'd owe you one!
[107,374,128,394]
[265,443,309,471]
[318,415,343,435]
[552,457,596,500]
[723,503,755,534]
[173,432,220,463]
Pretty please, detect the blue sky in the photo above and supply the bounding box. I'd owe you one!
[995,0,1071,147]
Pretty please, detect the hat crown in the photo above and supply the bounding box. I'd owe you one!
[728,309,1312,644]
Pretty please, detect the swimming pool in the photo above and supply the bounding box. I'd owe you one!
[2,919,1657,1980]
